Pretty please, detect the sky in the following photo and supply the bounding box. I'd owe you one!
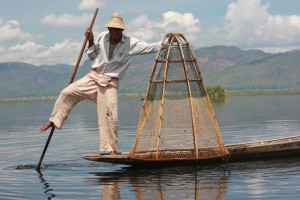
[0,0,300,66]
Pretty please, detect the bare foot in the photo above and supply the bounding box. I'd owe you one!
[39,120,54,132]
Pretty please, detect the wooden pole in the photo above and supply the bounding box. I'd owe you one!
[69,8,99,84]
[36,8,99,171]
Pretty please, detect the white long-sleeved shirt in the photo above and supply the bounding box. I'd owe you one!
[85,31,161,79]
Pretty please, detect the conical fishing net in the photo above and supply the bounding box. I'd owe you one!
[129,33,229,161]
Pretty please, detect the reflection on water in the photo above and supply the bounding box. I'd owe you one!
[88,165,229,200]
[84,157,300,200]
[1,95,300,199]
[37,171,56,200]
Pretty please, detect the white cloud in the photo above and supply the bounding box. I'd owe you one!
[1,40,82,65]
[78,0,106,10]
[9,41,44,52]
[161,11,201,28]
[0,18,33,42]
[2,41,45,64]
[128,11,202,44]
[129,15,149,29]
[39,39,82,64]
[223,0,270,42]
[126,0,300,53]
[40,13,92,27]
[204,0,300,52]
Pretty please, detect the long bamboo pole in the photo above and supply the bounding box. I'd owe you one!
[36,8,99,171]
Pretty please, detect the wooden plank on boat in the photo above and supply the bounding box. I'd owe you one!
[226,135,300,161]
[82,135,300,165]
[83,152,134,165]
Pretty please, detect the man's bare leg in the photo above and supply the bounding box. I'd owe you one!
[39,120,54,132]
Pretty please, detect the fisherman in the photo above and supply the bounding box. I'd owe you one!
[39,11,162,155]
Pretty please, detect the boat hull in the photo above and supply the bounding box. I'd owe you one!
[82,135,300,166]
[226,135,300,161]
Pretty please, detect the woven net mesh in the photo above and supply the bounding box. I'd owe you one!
[129,33,229,161]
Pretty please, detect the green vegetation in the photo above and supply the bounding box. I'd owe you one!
[206,86,226,103]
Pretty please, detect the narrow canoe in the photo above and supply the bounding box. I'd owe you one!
[82,135,300,165]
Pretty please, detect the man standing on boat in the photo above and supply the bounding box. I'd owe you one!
[39,12,161,155]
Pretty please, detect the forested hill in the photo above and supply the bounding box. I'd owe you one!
[0,46,299,98]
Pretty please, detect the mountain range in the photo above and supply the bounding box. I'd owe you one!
[0,45,299,98]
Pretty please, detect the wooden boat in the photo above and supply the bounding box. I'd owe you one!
[82,135,300,166]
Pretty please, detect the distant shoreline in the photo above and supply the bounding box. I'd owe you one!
[227,89,300,96]
[0,96,57,103]
[1,89,300,103]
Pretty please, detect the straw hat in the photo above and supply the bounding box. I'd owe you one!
[104,12,128,30]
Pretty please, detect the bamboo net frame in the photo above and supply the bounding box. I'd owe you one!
[129,33,229,161]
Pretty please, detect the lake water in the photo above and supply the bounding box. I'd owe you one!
[1,94,300,199]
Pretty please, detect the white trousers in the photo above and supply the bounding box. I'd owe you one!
[49,70,119,152]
